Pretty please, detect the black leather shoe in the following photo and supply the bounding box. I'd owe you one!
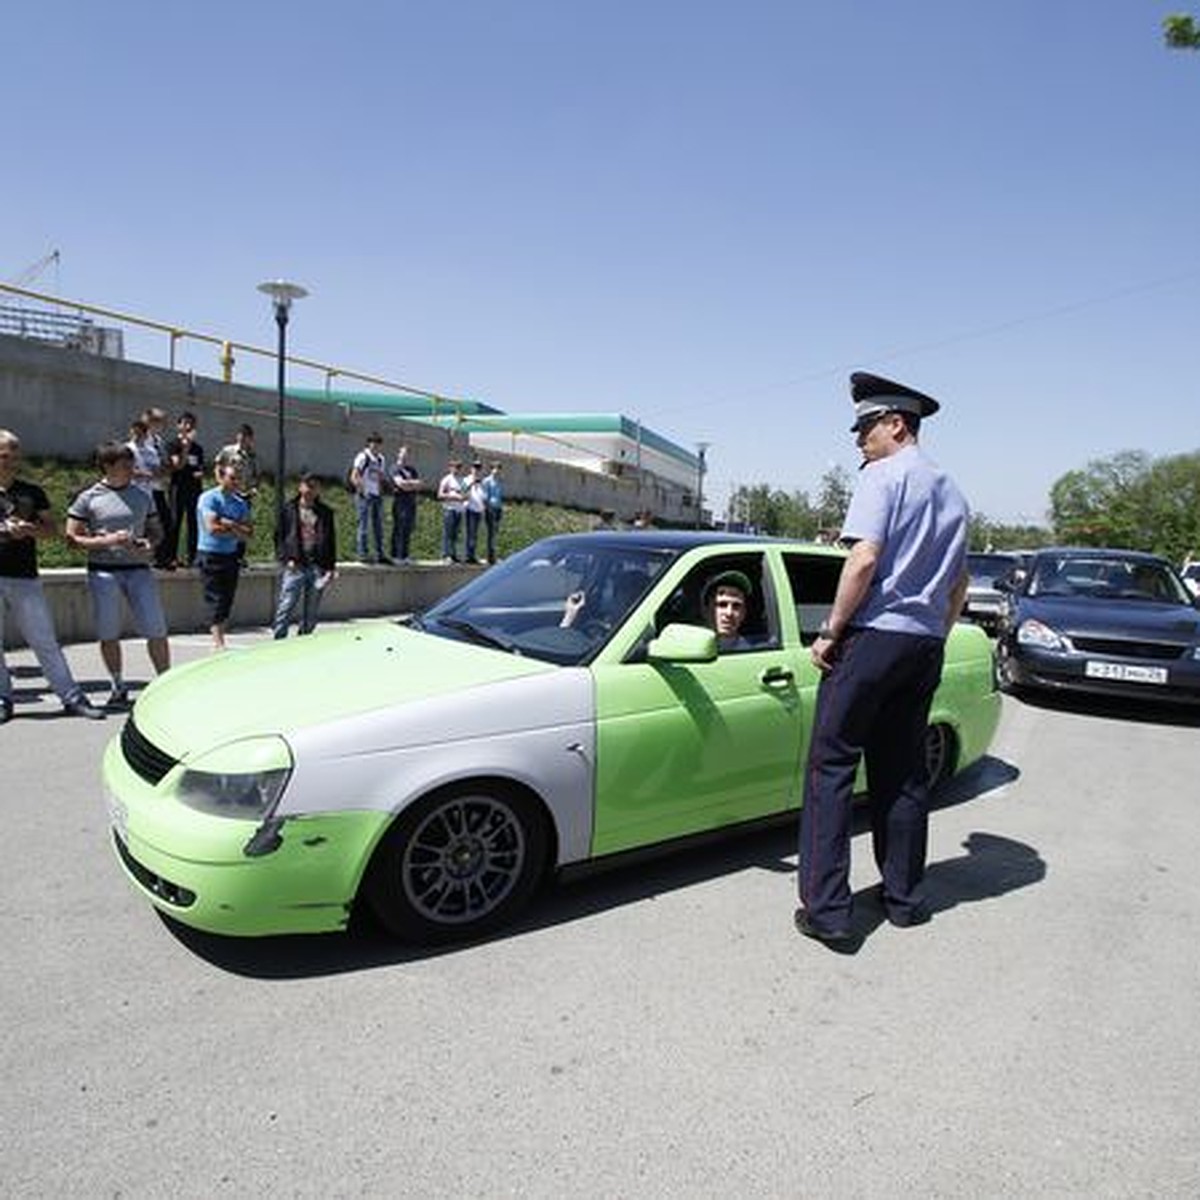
[794,908,859,950]
[886,903,932,928]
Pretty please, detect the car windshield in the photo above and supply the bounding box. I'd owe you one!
[1027,555,1192,604]
[967,553,1019,586]
[420,538,676,665]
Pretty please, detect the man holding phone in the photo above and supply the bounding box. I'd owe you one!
[66,441,171,707]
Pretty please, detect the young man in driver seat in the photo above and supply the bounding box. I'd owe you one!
[701,569,753,651]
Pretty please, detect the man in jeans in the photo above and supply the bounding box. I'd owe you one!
[482,461,504,564]
[273,471,337,638]
[437,458,466,563]
[0,429,105,722]
[389,444,422,564]
[350,433,389,564]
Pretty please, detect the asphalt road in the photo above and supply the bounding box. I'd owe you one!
[3,631,1199,1197]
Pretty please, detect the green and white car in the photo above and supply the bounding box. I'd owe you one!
[103,532,1001,944]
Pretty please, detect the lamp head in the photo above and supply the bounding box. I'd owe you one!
[257,279,309,312]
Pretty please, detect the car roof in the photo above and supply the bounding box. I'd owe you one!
[1030,546,1170,564]
[539,530,842,554]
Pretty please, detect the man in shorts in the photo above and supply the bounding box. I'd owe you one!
[196,461,254,652]
[66,442,171,707]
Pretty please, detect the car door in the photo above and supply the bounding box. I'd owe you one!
[589,551,805,857]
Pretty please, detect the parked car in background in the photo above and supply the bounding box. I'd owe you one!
[963,551,1027,633]
[103,531,1003,945]
[995,547,1200,705]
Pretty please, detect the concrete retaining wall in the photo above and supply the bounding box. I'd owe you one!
[8,560,477,649]
[0,333,695,523]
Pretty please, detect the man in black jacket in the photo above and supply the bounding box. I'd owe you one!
[272,471,337,638]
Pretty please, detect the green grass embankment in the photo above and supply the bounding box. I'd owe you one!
[23,458,597,568]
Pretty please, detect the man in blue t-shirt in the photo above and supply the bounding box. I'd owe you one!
[196,462,254,652]
[796,372,970,950]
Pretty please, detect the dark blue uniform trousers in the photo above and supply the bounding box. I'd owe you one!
[799,626,945,931]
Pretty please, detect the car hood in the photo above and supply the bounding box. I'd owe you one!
[131,621,556,759]
[1020,596,1200,641]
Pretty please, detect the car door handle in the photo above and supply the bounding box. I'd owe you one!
[760,666,794,688]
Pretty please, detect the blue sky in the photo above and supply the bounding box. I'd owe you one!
[5,2,1199,526]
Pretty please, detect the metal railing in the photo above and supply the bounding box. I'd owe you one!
[0,281,695,501]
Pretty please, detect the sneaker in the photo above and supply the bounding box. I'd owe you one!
[63,696,106,720]
[106,685,132,709]
[0,697,13,724]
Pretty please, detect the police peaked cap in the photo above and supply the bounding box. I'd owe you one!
[849,371,941,432]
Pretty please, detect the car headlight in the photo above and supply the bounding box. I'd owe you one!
[1016,618,1071,653]
[176,736,293,819]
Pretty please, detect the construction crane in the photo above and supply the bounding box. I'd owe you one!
[8,249,60,289]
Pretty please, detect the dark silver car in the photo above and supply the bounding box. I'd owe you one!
[963,552,1025,633]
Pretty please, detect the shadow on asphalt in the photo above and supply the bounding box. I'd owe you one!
[1007,686,1200,728]
[164,753,1033,979]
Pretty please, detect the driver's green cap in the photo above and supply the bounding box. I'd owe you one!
[702,569,753,606]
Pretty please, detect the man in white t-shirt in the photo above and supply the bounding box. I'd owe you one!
[437,458,466,563]
[463,460,487,564]
[350,433,389,564]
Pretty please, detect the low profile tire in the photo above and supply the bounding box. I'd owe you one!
[924,722,955,791]
[365,784,548,944]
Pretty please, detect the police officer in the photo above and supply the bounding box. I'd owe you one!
[795,372,970,950]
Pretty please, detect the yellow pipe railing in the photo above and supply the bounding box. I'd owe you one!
[0,281,657,487]
[0,280,449,404]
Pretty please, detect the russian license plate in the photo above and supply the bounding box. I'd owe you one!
[1085,661,1168,685]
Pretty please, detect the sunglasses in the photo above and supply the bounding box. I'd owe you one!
[854,410,896,436]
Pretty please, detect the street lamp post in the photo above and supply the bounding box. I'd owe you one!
[695,441,710,529]
[257,279,308,537]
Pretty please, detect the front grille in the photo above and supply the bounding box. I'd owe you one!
[121,716,179,785]
[1072,636,1184,661]
[113,831,196,907]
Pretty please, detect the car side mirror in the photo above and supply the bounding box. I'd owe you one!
[647,623,719,664]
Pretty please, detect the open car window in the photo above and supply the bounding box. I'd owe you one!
[781,552,843,644]
[651,552,780,653]
[422,539,675,665]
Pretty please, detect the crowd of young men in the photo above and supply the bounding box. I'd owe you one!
[0,415,337,721]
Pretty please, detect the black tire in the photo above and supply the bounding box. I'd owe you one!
[924,722,955,791]
[365,784,548,944]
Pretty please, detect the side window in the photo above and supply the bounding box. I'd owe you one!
[652,553,779,652]
[783,553,843,644]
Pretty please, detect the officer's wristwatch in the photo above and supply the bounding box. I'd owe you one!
[818,622,839,641]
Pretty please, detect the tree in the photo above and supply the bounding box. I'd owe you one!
[814,466,853,533]
[967,514,1053,552]
[1049,449,1200,562]
[727,482,816,537]
[1164,13,1200,48]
